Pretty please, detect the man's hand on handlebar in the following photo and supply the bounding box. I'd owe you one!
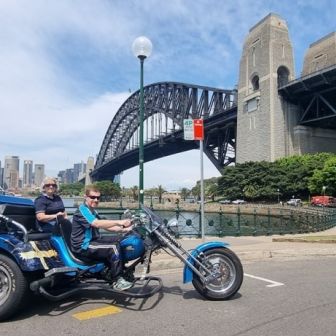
[120,219,132,228]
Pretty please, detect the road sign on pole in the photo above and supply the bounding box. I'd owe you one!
[193,119,204,140]
[183,119,204,140]
[183,119,194,140]
[183,118,205,241]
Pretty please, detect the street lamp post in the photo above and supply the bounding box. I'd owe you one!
[322,186,326,197]
[277,189,280,204]
[132,36,153,207]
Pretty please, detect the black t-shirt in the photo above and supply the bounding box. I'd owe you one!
[34,194,65,231]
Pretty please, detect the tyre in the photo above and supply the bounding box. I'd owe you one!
[0,254,29,321]
[192,248,243,300]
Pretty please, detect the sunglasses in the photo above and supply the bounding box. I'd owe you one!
[87,195,101,200]
[44,184,57,188]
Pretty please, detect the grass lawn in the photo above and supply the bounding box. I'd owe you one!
[299,235,336,242]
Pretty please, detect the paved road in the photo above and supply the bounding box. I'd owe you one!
[1,257,336,336]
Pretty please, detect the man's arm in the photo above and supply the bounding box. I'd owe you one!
[91,218,132,231]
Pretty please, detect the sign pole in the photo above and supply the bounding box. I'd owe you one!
[200,138,205,241]
[184,118,205,241]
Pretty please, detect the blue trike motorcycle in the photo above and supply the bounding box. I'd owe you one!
[0,195,243,321]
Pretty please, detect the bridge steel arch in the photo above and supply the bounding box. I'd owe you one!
[92,82,237,181]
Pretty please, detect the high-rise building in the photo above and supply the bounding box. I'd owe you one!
[4,156,20,190]
[73,161,86,182]
[57,170,66,184]
[85,156,95,186]
[64,168,75,184]
[23,160,33,187]
[0,160,3,188]
[34,164,45,188]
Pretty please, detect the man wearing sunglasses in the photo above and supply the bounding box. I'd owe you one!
[35,177,67,232]
[71,185,133,290]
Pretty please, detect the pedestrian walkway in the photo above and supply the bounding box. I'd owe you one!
[150,226,336,271]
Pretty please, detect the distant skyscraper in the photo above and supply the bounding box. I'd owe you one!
[0,160,3,188]
[34,164,45,188]
[73,161,86,182]
[4,156,20,189]
[18,178,23,189]
[23,160,33,187]
[57,170,66,184]
[65,168,75,184]
[85,156,95,186]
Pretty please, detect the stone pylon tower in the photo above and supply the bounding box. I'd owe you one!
[292,32,336,154]
[85,156,95,186]
[236,13,297,163]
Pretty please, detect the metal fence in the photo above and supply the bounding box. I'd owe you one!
[66,205,336,238]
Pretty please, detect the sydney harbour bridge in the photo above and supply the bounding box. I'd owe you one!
[91,65,336,181]
[91,82,237,181]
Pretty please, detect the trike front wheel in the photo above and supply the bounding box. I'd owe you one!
[192,248,243,300]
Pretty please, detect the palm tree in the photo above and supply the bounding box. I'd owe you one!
[205,183,218,201]
[130,185,138,201]
[191,183,201,200]
[156,185,166,204]
[180,187,190,201]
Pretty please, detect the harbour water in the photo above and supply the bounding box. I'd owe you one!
[61,198,333,237]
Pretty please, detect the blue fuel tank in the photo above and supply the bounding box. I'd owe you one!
[119,234,145,261]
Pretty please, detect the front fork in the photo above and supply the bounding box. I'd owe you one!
[153,229,229,284]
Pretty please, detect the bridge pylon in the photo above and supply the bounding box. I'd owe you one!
[236,13,297,163]
[236,13,336,163]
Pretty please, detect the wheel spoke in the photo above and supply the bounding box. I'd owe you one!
[0,266,11,305]
[202,253,236,293]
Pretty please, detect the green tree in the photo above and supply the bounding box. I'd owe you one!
[205,182,218,201]
[308,156,336,195]
[180,187,190,201]
[191,183,201,200]
[156,185,165,204]
[216,153,336,202]
[93,180,121,201]
[59,182,84,196]
[130,185,138,201]
[277,153,334,199]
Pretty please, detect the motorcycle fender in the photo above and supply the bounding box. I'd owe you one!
[0,235,64,272]
[183,241,230,284]
[0,234,18,255]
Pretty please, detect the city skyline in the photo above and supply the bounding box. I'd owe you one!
[1,1,335,190]
[0,155,88,190]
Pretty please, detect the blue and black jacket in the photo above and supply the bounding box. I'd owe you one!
[71,203,101,253]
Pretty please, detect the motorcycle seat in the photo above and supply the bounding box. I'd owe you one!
[0,203,53,240]
[53,217,98,266]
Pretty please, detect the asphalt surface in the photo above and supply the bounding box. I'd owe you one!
[149,226,336,271]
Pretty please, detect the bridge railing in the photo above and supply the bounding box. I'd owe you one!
[65,205,336,237]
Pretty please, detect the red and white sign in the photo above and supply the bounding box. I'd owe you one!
[183,119,204,141]
[193,119,204,140]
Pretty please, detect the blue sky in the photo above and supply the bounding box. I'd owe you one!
[1,0,335,190]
